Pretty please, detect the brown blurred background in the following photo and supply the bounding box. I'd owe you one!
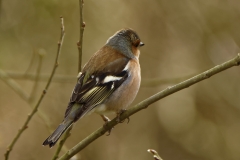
[1,0,240,160]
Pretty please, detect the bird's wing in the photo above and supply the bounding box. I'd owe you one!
[65,57,130,120]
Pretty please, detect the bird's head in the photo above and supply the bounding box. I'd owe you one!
[106,28,144,59]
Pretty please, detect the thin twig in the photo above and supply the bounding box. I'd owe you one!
[0,69,29,101]
[4,17,65,160]
[52,125,73,160]
[148,149,163,160]
[4,72,199,87]
[29,52,44,103]
[24,49,37,75]
[0,69,54,133]
[53,1,85,158]
[0,69,54,135]
[6,72,76,83]
[77,0,85,73]
[0,0,2,22]
[1,70,67,157]
[59,54,240,160]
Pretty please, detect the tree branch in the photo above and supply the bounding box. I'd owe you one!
[4,72,199,87]
[53,0,85,158]
[0,69,29,101]
[0,68,54,134]
[24,49,37,75]
[0,67,70,153]
[5,72,76,83]
[0,0,2,22]
[58,54,240,160]
[4,17,65,160]
[77,0,85,73]
[29,51,44,103]
[52,125,73,160]
[148,149,163,160]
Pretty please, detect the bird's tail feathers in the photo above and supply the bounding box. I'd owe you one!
[42,120,73,148]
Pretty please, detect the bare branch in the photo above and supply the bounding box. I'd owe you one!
[52,125,73,160]
[53,0,85,158]
[4,72,199,87]
[29,52,44,103]
[0,69,53,134]
[148,149,163,160]
[5,72,76,83]
[0,0,2,22]
[58,54,240,160]
[24,49,37,75]
[77,0,85,73]
[4,17,65,160]
[0,69,29,101]
[0,67,67,151]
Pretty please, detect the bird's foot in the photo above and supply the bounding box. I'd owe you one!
[116,109,130,124]
[101,115,113,136]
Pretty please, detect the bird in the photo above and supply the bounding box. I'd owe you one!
[42,28,144,148]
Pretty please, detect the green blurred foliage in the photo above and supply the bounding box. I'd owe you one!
[1,0,240,160]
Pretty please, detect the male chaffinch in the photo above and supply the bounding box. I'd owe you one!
[43,28,144,148]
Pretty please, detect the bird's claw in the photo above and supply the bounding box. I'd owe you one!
[101,115,114,136]
[116,109,130,124]
[103,123,113,136]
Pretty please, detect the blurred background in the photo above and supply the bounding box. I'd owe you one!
[1,0,240,160]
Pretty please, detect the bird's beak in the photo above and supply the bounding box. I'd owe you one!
[139,42,144,47]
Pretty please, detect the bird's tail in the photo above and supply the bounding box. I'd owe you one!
[42,120,73,148]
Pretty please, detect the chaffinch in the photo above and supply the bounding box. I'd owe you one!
[43,28,144,147]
